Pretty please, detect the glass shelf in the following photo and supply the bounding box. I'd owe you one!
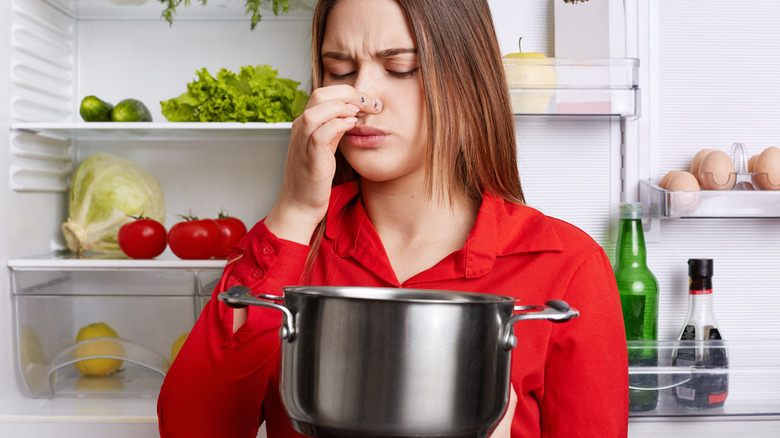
[627,340,780,418]
[41,0,316,21]
[504,58,639,118]
[639,179,780,219]
[8,253,227,270]
[10,122,293,142]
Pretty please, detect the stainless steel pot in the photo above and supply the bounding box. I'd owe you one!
[218,285,578,438]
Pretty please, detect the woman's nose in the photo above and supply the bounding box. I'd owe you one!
[351,66,383,111]
[351,66,375,92]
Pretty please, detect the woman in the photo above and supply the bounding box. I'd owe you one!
[157,0,628,437]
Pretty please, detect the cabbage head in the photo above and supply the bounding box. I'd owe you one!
[61,153,165,257]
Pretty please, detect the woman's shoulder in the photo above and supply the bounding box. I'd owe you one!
[488,196,603,258]
[483,197,616,305]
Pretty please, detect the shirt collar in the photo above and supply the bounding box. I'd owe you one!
[325,181,563,279]
[325,181,363,257]
[465,192,564,277]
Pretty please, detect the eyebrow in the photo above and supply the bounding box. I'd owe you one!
[322,48,418,61]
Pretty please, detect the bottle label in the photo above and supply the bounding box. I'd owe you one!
[679,324,696,341]
[675,325,697,365]
[709,392,728,404]
[672,325,729,408]
[708,327,723,340]
[689,288,713,295]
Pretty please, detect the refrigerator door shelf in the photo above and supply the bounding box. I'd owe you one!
[504,57,640,118]
[628,339,780,418]
[639,179,780,219]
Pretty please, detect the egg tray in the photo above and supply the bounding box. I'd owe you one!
[642,142,780,218]
[639,178,780,219]
[663,143,780,191]
[697,171,780,192]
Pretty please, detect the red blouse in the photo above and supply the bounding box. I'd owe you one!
[157,181,628,438]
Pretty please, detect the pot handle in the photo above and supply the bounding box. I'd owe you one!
[502,300,579,351]
[217,285,296,342]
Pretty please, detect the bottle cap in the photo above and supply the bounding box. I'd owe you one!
[619,203,643,219]
[688,258,713,277]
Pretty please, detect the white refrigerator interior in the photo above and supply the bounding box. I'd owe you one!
[0,0,778,437]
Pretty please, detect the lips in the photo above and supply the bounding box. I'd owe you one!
[344,126,388,148]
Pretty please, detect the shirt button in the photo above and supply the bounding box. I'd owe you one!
[261,244,274,255]
[251,268,264,279]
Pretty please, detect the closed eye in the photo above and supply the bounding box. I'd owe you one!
[328,68,419,81]
[328,71,355,80]
[389,68,419,78]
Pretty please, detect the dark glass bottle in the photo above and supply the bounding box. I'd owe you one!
[672,259,729,409]
[613,203,659,412]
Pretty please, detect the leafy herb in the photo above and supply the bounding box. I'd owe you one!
[158,0,290,30]
[160,65,309,123]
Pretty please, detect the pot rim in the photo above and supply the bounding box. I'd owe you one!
[283,286,516,304]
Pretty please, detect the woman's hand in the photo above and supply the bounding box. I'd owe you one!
[488,386,517,438]
[231,86,381,334]
[264,85,381,244]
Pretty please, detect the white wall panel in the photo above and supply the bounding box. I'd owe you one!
[490,0,553,57]
[516,118,615,245]
[657,0,780,177]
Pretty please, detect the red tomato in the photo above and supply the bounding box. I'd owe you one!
[118,218,167,259]
[214,215,248,259]
[168,218,221,260]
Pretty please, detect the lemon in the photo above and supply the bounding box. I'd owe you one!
[170,331,190,364]
[75,375,125,393]
[19,324,46,367]
[74,322,124,377]
[503,38,556,113]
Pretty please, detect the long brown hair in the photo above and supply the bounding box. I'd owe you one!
[303,0,523,281]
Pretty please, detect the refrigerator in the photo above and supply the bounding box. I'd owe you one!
[0,0,778,437]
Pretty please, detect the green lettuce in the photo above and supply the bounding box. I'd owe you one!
[61,153,165,257]
[161,65,309,123]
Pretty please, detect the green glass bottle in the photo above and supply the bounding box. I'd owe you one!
[613,203,659,412]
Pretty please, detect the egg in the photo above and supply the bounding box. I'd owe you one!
[666,171,701,192]
[665,171,702,216]
[748,154,759,173]
[698,150,736,190]
[659,170,680,189]
[752,146,780,190]
[690,149,713,180]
